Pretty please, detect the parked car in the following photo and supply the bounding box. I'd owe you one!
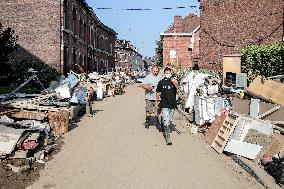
[135,75,146,83]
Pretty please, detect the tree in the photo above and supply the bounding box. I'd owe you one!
[0,22,18,64]
[155,38,163,67]
[0,23,18,84]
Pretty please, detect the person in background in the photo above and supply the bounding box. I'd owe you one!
[141,65,163,129]
[155,67,178,145]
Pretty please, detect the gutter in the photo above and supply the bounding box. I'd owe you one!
[160,32,193,36]
[189,26,201,49]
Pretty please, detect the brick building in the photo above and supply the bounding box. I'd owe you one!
[143,57,157,71]
[160,14,200,68]
[95,22,117,73]
[114,39,143,72]
[0,0,116,74]
[199,0,284,70]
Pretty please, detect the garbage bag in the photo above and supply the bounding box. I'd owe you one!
[265,157,284,185]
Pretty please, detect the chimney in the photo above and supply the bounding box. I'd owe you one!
[174,16,183,33]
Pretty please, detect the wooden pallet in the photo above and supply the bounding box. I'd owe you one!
[211,114,239,154]
[205,112,228,146]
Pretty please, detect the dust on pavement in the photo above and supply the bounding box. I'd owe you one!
[27,85,264,189]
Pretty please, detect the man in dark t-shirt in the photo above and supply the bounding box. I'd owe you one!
[155,67,178,145]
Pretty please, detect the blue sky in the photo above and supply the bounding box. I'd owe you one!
[85,0,200,58]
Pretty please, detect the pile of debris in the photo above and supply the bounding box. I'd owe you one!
[0,115,55,173]
[0,69,132,174]
[177,68,284,186]
[87,71,129,97]
[179,70,231,126]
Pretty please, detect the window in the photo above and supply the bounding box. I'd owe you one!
[84,56,86,66]
[72,8,77,34]
[83,22,86,41]
[72,49,77,67]
[79,54,82,66]
[79,18,82,37]
[90,27,93,46]
[63,46,68,75]
[63,0,68,29]
[93,30,96,48]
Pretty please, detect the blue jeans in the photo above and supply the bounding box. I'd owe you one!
[162,108,175,133]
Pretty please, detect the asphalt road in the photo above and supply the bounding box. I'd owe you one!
[28,84,263,189]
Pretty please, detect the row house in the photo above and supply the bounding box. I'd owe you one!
[0,0,117,75]
[143,57,157,71]
[95,23,117,74]
[198,0,284,70]
[160,13,200,68]
[114,39,143,72]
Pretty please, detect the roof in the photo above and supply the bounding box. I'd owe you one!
[165,13,200,33]
[98,22,117,35]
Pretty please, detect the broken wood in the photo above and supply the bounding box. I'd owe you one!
[48,110,69,135]
[7,110,47,121]
[246,76,284,105]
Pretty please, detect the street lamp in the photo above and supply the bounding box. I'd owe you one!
[123,28,131,40]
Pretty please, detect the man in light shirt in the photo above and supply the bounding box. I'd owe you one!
[141,65,163,129]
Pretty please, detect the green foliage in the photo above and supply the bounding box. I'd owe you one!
[155,39,163,67]
[11,61,59,89]
[241,42,284,82]
[0,23,18,82]
[0,23,18,64]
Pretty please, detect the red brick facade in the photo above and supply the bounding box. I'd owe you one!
[115,39,143,71]
[96,25,116,73]
[0,0,61,68]
[161,14,200,68]
[0,0,116,74]
[199,0,284,70]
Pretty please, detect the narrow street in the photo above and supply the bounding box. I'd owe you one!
[27,85,263,189]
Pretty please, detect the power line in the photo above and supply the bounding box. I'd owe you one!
[202,22,283,48]
[95,6,197,11]
[201,11,284,48]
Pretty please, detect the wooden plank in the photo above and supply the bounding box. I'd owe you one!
[8,110,47,121]
[246,76,284,105]
[48,110,69,135]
